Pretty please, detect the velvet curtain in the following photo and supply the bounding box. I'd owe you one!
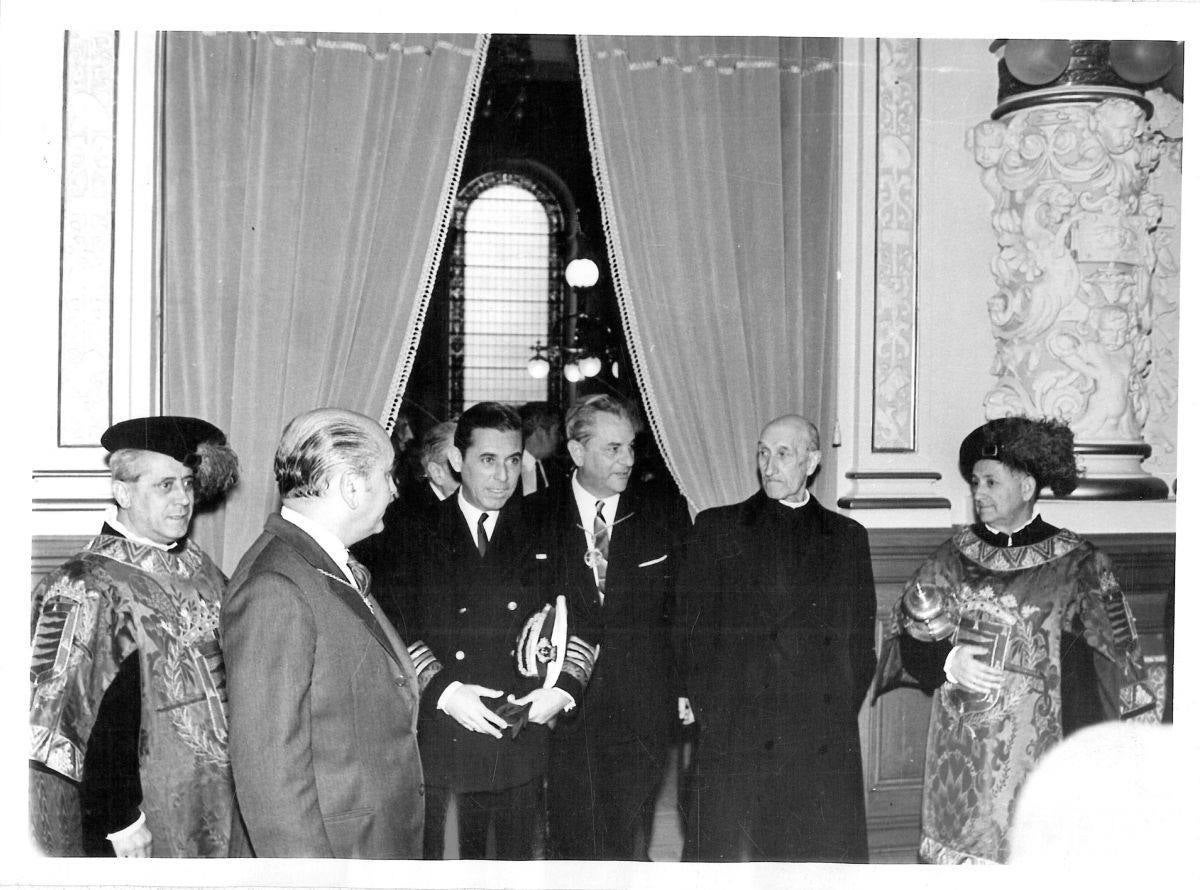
[578,36,841,512]
[162,32,488,570]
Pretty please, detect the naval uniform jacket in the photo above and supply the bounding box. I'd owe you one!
[401,494,560,793]
[353,479,442,634]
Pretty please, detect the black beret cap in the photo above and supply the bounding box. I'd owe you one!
[101,416,226,468]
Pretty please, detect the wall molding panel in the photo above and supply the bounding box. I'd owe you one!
[872,38,920,453]
[32,30,161,537]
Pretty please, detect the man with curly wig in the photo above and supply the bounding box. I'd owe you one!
[29,416,241,857]
[874,415,1156,864]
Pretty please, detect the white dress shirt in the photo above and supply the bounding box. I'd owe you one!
[280,505,358,588]
[108,517,174,551]
[521,449,549,496]
[456,490,498,543]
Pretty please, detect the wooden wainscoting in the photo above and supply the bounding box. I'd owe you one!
[28,529,1174,864]
[861,527,1176,863]
[31,535,93,589]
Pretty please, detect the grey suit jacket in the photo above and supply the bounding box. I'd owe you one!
[221,513,424,858]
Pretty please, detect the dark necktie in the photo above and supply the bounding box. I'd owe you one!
[477,513,489,558]
[593,501,609,595]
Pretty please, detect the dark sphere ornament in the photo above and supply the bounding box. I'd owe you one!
[1109,40,1177,84]
[1161,44,1185,101]
[1005,39,1073,85]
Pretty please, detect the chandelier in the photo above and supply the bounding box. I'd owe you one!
[527,257,619,381]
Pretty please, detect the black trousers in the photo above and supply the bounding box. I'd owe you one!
[423,778,541,860]
[546,730,668,860]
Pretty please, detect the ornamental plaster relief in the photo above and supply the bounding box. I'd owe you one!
[1139,89,1181,484]
[970,96,1174,483]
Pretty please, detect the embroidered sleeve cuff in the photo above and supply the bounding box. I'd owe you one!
[561,635,599,689]
[406,639,443,695]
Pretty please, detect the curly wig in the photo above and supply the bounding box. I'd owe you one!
[958,416,1078,497]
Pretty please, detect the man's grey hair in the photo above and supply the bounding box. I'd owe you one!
[106,443,239,504]
[106,448,148,483]
[564,394,643,445]
[417,421,457,477]
[761,414,821,453]
[274,408,388,499]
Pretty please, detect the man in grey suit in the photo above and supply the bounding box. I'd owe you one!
[222,407,424,858]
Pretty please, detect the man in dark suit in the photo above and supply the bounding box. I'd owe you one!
[518,401,567,496]
[401,402,588,859]
[531,394,692,860]
[222,407,424,858]
[675,414,876,863]
[354,419,458,628]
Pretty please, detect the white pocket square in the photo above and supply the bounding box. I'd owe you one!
[638,554,668,568]
[535,553,548,560]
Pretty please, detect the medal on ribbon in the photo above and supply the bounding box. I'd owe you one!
[584,548,603,568]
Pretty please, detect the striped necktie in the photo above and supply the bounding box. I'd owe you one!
[346,555,374,614]
[346,555,371,598]
[593,501,609,595]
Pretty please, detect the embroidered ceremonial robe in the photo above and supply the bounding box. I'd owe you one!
[878,524,1155,864]
[29,532,237,856]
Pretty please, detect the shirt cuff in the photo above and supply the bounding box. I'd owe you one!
[943,645,964,685]
[556,688,576,712]
[436,680,463,712]
[106,810,146,842]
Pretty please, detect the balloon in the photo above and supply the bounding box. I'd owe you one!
[1109,40,1176,84]
[1005,39,1073,85]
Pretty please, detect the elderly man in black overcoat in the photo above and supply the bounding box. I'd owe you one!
[675,414,876,862]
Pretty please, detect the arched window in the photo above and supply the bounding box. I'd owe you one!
[448,171,566,413]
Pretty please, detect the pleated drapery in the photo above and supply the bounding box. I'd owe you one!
[162,32,488,570]
[578,36,841,512]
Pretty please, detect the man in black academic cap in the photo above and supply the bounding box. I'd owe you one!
[29,415,241,857]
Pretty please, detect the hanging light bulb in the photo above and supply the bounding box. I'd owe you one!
[527,344,551,380]
[579,355,602,378]
[563,362,584,383]
[564,258,600,289]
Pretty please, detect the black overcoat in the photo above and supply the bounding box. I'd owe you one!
[675,491,876,862]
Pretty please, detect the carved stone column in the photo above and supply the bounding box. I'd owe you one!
[970,43,1178,499]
